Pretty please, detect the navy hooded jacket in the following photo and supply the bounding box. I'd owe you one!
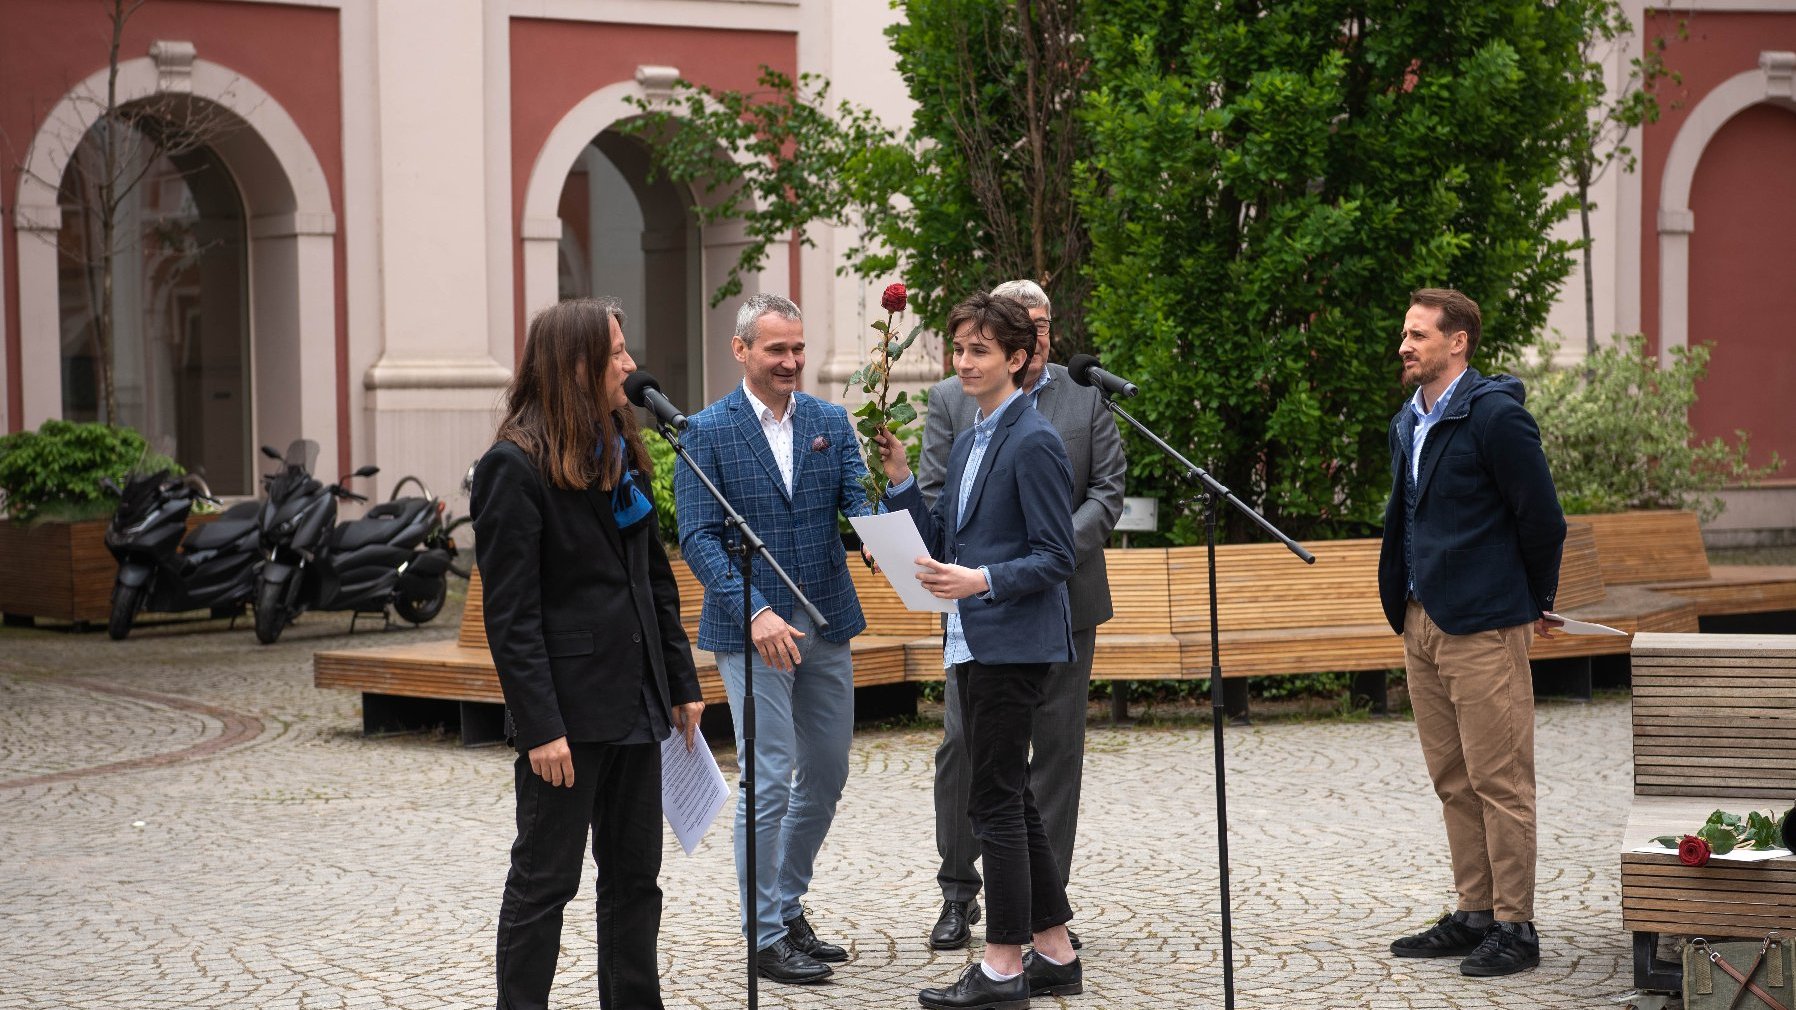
[1377,368,1567,637]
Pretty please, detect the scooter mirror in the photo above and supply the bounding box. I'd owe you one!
[260,445,283,460]
[354,465,380,478]
[98,476,119,494]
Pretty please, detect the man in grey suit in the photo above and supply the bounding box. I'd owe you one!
[919,279,1126,950]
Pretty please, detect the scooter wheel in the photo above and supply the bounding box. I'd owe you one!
[394,576,447,625]
[254,579,290,644]
[108,583,143,641]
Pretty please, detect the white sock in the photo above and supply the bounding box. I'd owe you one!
[1033,950,1068,966]
[981,962,1022,982]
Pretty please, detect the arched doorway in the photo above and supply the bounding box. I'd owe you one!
[1686,102,1796,470]
[56,109,251,491]
[16,52,339,486]
[554,130,701,408]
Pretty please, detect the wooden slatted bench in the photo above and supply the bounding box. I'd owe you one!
[1157,525,1632,716]
[1619,632,1796,992]
[1576,510,1796,624]
[315,565,916,744]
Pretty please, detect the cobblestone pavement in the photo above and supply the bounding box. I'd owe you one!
[1,605,1647,1009]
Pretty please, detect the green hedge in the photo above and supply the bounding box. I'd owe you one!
[0,420,178,523]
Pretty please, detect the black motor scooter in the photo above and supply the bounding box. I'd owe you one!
[252,440,452,644]
[101,468,263,640]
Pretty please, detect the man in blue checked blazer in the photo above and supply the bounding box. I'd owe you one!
[674,292,875,985]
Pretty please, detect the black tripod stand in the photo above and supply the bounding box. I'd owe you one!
[1098,396,1314,1010]
[659,421,826,1010]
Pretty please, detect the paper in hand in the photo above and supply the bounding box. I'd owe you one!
[1543,612,1627,636]
[661,731,728,855]
[850,512,957,614]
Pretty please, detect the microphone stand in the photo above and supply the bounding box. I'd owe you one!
[657,419,827,1010]
[1098,396,1314,1010]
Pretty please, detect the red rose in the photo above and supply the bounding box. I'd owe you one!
[1678,834,1712,867]
[881,283,907,314]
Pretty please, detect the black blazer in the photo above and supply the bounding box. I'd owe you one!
[471,439,701,752]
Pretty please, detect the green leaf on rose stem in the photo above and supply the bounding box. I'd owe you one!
[871,319,890,334]
[1697,823,1737,853]
[857,417,881,439]
[854,400,881,417]
[1652,835,1681,848]
[888,401,918,426]
[1746,811,1780,850]
[897,321,924,351]
[844,369,865,392]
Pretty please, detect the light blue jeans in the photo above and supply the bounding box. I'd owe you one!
[715,612,855,949]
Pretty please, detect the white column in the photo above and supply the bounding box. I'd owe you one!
[1657,208,1695,366]
[14,204,63,429]
[362,0,509,503]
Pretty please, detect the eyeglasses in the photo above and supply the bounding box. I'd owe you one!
[1033,318,1053,335]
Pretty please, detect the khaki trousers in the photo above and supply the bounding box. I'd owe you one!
[1403,600,1537,922]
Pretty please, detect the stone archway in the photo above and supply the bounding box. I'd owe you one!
[14,44,339,479]
[519,67,789,404]
[1656,50,1796,362]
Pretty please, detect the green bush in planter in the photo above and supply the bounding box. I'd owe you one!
[0,420,179,523]
[1498,335,1782,521]
[639,427,680,547]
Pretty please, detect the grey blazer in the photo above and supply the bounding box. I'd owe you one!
[919,361,1126,631]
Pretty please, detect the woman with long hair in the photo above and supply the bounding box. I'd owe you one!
[471,297,704,1010]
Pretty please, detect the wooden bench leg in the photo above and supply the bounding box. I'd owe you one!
[1110,683,1132,725]
[1223,679,1250,725]
[1529,656,1592,703]
[458,701,506,747]
[1351,670,1388,716]
[1633,930,1682,993]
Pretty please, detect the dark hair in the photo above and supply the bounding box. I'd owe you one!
[947,292,1036,387]
[1409,287,1483,359]
[495,297,649,491]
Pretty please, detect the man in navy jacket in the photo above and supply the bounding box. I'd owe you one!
[1377,288,1565,979]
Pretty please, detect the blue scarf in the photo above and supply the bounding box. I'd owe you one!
[607,436,653,532]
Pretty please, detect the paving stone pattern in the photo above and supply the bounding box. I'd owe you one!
[1,606,1646,1009]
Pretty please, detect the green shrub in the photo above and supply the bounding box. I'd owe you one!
[640,427,680,546]
[0,420,178,523]
[1501,335,1782,521]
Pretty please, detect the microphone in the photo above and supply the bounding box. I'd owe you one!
[1067,353,1140,399]
[623,371,688,431]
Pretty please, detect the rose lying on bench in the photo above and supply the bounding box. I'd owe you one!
[1652,808,1790,865]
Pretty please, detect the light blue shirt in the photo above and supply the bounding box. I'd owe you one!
[1409,369,1467,482]
[887,387,1028,667]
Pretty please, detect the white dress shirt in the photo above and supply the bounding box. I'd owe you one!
[742,380,796,496]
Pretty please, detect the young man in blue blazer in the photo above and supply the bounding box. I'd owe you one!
[675,293,875,984]
[875,292,1084,1009]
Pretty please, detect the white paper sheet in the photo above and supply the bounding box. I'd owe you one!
[1543,612,1628,636]
[1630,843,1793,862]
[849,512,957,614]
[661,732,728,856]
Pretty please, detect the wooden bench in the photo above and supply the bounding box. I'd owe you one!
[1577,510,1796,623]
[314,521,1706,736]
[1153,525,1648,715]
[1619,632,1796,992]
[315,566,917,744]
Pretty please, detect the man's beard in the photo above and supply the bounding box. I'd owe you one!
[1403,356,1446,388]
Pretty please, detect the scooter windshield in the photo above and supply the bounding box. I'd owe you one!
[283,439,320,473]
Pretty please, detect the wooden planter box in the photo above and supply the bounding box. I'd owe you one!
[0,513,221,627]
[0,517,114,625]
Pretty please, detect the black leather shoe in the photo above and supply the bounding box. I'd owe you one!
[784,911,848,963]
[1067,928,1082,951]
[755,937,833,984]
[1389,913,1486,958]
[930,898,982,950]
[917,963,1029,1009]
[1459,921,1541,977]
[1022,951,1082,997]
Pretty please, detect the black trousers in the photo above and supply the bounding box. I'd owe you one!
[496,741,665,1010]
[955,661,1074,945]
